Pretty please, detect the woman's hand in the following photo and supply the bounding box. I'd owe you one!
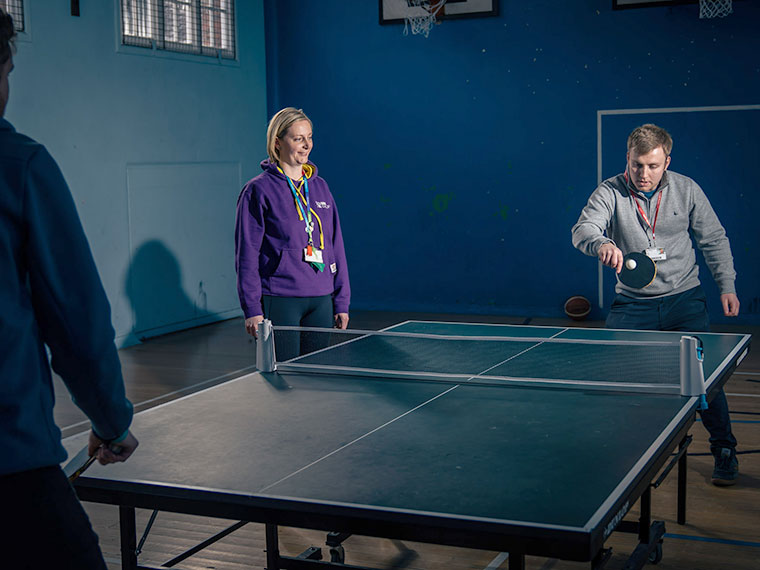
[334,313,349,329]
[245,315,265,338]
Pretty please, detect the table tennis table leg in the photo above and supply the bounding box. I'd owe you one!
[651,433,692,526]
[119,506,139,570]
[638,487,651,544]
[619,487,665,569]
[677,436,688,525]
[265,524,281,570]
[508,552,525,570]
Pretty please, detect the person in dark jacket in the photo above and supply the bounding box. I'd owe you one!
[0,10,138,568]
[235,107,350,360]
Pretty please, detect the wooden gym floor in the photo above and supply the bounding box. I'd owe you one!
[53,312,760,570]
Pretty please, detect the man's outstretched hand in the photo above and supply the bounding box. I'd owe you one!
[598,242,624,273]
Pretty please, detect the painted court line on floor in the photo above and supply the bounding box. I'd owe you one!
[665,533,760,548]
[484,551,509,569]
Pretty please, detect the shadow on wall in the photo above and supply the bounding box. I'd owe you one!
[123,239,213,347]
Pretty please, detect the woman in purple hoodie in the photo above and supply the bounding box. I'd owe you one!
[235,108,350,360]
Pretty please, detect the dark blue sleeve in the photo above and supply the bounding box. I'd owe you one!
[23,147,133,440]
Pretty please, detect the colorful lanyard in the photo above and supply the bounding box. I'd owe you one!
[630,189,663,242]
[293,185,324,249]
[278,166,324,249]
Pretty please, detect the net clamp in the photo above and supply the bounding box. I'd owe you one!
[680,335,707,409]
[256,319,277,372]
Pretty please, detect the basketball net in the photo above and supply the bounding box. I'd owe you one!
[404,0,447,37]
[699,0,732,18]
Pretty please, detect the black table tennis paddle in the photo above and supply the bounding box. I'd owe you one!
[63,443,125,481]
[619,251,656,289]
[63,445,97,482]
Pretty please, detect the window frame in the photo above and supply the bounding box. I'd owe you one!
[119,0,237,61]
[0,0,29,38]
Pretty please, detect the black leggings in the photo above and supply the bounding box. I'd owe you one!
[262,295,333,361]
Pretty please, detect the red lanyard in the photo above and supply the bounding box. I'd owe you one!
[630,190,662,242]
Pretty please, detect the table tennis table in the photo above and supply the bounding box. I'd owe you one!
[66,321,751,570]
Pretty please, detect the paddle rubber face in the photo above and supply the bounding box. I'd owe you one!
[619,252,656,289]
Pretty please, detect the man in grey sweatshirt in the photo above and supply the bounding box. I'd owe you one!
[572,123,741,486]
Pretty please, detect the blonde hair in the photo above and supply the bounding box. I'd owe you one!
[266,107,312,163]
[627,124,673,157]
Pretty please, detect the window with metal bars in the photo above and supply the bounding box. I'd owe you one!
[0,0,24,33]
[121,0,236,60]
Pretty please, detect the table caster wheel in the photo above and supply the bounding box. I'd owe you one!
[329,544,345,563]
[648,541,663,564]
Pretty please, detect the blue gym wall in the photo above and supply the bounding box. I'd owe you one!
[6,0,758,343]
[265,0,760,325]
[7,0,267,345]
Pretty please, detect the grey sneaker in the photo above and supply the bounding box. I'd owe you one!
[711,447,738,486]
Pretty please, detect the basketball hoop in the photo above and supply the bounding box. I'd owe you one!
[699,0,732,18]
[404,0,447,37]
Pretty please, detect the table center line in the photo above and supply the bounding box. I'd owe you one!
[257,384,461,493]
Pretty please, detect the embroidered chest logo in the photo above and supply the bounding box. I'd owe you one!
[315,201,330,209]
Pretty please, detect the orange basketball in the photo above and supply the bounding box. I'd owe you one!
[564,296,591,321]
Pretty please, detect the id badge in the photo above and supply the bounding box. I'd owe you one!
[645,247,667,261]
[303,246,323,263]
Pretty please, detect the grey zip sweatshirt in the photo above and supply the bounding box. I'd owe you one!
[571,170,736,298]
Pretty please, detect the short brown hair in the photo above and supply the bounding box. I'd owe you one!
[266,107,312,163]
[627,124,673,157]
[0,9,15,65]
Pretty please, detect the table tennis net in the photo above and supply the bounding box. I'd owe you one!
[260,325,693,395]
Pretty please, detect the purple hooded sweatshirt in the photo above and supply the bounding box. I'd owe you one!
[235,159,350,318]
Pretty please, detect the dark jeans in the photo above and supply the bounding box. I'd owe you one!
[0,466,108,569]
[606,285,736,451]
[262,294,333,361]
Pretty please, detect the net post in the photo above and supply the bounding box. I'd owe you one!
[679,336,707,409]
[256,319,276,372]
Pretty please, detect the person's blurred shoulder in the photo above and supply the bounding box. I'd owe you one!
[0,118,45,163]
